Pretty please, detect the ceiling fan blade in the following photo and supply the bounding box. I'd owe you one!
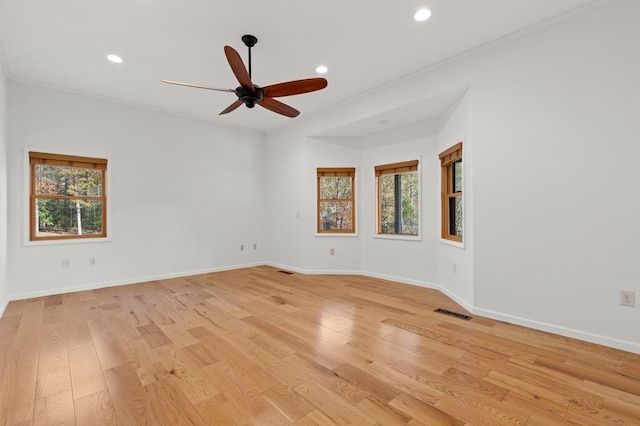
[262,78,328,98]
[224,46,253,91]
[219,99,243,115]
[161,80,234,92]
[259,98,300,118]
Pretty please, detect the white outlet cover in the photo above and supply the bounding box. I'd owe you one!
[621,291,635,307]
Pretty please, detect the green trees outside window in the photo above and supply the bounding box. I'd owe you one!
[30,152,107,241]
[439,143,463,243]
[317,168,355,233]
[375,160,419,236]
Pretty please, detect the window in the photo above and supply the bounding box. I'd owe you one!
[439,143,463,243]
[317,168,355,233]
[375,160,419,236]
[29,151,107,241]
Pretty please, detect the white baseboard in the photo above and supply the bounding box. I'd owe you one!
[7,262,266,302]
[265,262,362,276]
[361,271,438,290]
[473,307,640,355]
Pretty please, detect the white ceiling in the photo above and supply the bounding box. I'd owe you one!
[0,0,601,134]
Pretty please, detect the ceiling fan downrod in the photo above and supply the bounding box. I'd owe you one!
[241,34,258,79]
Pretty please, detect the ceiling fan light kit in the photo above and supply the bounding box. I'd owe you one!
[162,34,328,118]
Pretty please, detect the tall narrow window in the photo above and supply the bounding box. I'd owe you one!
[317,168,355,233]
[439,143,463,243]
[30,151,107,241]
[375,160,419,236]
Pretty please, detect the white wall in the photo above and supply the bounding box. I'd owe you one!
[265,125,362,274]
[6,83,267,298]
[359,122,440,287]
[265,0,640,353]
[437,93,474,309]
[0,60,8,314]
[471,0,640,349]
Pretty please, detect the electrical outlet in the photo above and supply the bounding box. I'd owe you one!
[621,291,635,307]
[296,211,300,219]
[253,243,257,250]
[452,263,457,273]
[329,248,335,255]
[62,259,70,268]
[240,245,244,251]
[89,257,96,266]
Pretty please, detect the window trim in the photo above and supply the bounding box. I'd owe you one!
[24,148,111,245]
[439,142,463,243]
[374,160,420,237]
[316,167,356,234]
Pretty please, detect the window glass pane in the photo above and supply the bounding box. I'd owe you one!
[35,165,102,197]
[35,198,103,237]
[400,172,419,235]
[378,172,418,235]
[319,201,352,231]
[448,196,463,237]
[319,177,352,200]
[453,160,463,193]
[379,175,396,233]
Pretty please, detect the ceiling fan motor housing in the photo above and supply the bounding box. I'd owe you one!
[236,85,264,108]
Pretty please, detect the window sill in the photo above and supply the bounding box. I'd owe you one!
[315,233,359,238]
[374,234,422,242]
[24,237,112,247]
[440,238,465,249]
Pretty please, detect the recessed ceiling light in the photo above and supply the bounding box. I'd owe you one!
[414,8,432,22]
[315,65,328,74]
[107,54,123,64]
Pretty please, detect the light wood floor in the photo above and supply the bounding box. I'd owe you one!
[1,266,639,425]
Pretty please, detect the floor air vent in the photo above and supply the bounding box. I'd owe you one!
[278,270,294,275]
[434,308,472,321]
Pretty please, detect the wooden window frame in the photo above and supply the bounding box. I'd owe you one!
[439,143,463,243]
[317,167,356,234]
[29,151,108,241]
[374,160,419,236]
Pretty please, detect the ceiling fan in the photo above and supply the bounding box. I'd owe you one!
[162,35,328,118]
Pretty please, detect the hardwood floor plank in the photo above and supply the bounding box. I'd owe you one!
[195,394,249,425]
[2,300,26,317]
[293,379,376,425]
[389,391,463,426]
[32,389,75,426]
[88,318,130,371]
[536,356,640,396]
[333,362,402,403]
[69,344,108,399]
[103,363,149,425]
[37,322,68,376]
[0,301,44,424]
[355,395,413,425]
[262,384,316,422]
[35,369,72,399]
[74,389,116,425]
[144,377,207,425]
[152,344,220,405]
[159,322,200,348]
[366,361,443,404]
[64,320,93,350]
[202,361,290,424]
